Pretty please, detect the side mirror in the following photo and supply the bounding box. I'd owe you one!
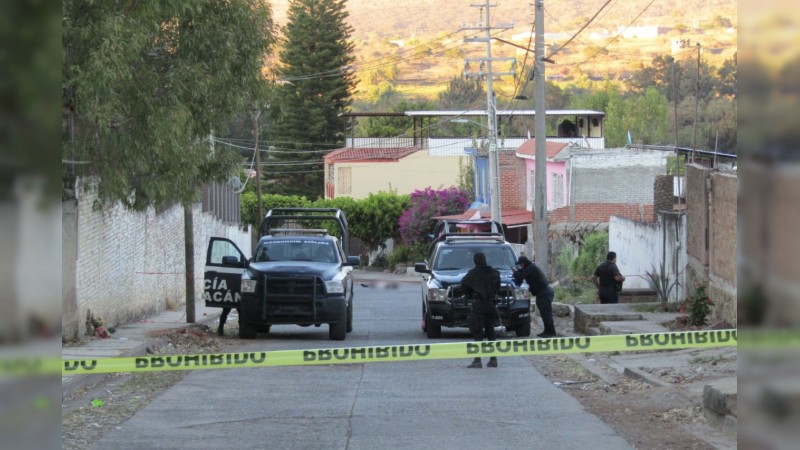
[221,256,241,266]
[344,256,361,267]
[414,262,431,274]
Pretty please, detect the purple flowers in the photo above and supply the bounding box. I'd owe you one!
[398,186,470,245]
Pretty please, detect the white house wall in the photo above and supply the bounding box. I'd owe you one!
[609,214,687,302]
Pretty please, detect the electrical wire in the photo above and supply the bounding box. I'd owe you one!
[570,0,659,70]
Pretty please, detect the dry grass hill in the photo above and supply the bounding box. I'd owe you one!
[269,0,737,101]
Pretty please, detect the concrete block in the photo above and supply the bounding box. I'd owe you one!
[703,377,737,417]
[598,320,671,335]
[573,304,645,333]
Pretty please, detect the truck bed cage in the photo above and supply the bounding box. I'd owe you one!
[260,208,350,253]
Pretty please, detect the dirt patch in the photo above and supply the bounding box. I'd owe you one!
[61,324,229,450]
[527,309,736,449]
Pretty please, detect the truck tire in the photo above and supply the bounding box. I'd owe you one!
[329,305,347,341]
[515,321,531,337]
[346,299,353,333]
[426,309,442,339]
[239,319,257,339]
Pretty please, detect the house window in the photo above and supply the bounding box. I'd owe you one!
[338,167,352,195]
[552,173,564,208]
[328,165,335,183]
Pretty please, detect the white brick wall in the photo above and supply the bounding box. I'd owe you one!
[66,184,250,335]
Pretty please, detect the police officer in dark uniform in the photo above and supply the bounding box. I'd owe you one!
[513,255,557,338]
[461,252,501,368]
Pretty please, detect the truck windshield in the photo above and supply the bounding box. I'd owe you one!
[433,246,516,271]
[255,240,338,263]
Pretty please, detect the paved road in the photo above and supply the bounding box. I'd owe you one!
[90,282,632,450]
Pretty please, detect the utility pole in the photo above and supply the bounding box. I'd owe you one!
[252,106,263,249]
[691,42,701,160]
[533,0,549,274]
[463,1,515,225]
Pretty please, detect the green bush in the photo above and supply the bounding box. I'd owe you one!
[388,243,427,270]
[687,286,713,326]
[571,231,608,277]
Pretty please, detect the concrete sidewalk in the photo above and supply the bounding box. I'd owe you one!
[61,300,223,397]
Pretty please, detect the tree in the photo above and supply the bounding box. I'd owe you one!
[437,75,485,110]
[269,0,357,199]
[62,0,276,209]
[347,192,410,257]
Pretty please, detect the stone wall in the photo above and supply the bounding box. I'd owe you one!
[684,164,737,325]
[62,182,250,341]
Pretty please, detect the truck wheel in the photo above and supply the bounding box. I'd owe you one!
[239,319,257,339]
[329,305,347,341]
[515,321,531,337]
[346,299,353,333]
[426,310,442,339]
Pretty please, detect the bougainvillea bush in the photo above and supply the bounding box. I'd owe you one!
[398,186,470,245]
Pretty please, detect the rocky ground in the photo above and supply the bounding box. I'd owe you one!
[527,309,737,450]
[63,313,736,450]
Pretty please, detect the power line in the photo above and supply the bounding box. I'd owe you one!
[571,0,659,70]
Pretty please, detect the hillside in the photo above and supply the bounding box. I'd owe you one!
[269,0,737,101]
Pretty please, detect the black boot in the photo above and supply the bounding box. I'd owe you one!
[468,358,482,368]
[217,322,225,336]
[487,357,498,368]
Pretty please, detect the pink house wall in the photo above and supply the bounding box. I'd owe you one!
[523,159,568,210]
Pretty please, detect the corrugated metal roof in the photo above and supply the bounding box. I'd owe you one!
[404,110,605,117]
[434,208,532,227]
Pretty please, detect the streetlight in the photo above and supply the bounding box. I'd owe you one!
[451,118,501,223]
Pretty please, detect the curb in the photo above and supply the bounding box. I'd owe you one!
[622,366,671,387]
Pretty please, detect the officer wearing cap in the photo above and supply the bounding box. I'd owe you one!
[461,252,501,368]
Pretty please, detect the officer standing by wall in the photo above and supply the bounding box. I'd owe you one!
[592,251,626,304]
[461,252,501,368]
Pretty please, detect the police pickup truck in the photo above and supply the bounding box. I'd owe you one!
[414,220,531,338]
[203,208,360,340]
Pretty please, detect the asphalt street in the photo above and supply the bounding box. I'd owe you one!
[87,281,633,450]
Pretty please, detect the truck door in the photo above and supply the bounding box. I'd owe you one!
[204,237,247,308]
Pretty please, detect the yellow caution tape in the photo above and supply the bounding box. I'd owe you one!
[1,330,741,377]
[58,329,739,376]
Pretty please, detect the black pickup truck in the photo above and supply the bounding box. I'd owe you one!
[414,220,532,338]
[203,208,360,340]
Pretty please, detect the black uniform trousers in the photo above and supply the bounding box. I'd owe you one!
[469,300,498,342]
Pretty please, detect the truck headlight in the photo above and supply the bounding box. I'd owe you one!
[325,280,344,294]
[241,280,257,293]
[241,270,257,293]
[428,288,447,302]
[514,288,530,300]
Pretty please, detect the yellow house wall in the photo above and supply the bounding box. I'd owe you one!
[342,152,467,199]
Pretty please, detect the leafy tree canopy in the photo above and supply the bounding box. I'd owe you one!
[62,0,276,209]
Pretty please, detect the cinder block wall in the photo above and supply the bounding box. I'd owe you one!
[684,164,737,326]
[709,172,737,324]
[63,185,250,340]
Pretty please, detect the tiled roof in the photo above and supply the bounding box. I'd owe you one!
[515,139,569,160]
[324,147,418,163]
